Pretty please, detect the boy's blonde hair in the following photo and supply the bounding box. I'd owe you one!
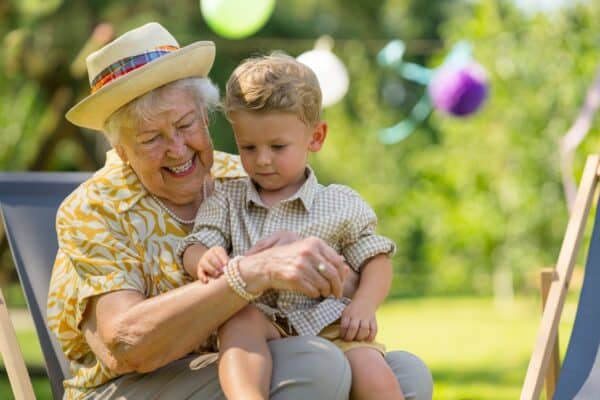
[225,53,322,126]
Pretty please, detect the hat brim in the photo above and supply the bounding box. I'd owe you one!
[66,41,216,131]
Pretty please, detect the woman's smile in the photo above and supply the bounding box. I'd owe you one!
[163,154,197,177]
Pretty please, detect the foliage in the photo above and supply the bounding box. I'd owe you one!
[315,1,600,296]
[2,1,600,295]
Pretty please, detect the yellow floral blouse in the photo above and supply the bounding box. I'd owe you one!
[46,149,245,399]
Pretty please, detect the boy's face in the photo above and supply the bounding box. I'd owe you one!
[230,111,326,196]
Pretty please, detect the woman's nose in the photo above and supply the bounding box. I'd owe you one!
[166,131,187,158]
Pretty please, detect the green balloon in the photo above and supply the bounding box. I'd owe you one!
[200,0,275,39]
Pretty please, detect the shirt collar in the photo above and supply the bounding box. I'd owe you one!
[244,166,319,210]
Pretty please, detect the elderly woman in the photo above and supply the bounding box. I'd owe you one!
[47,22,433,399]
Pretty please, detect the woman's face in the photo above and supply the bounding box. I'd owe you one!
[115,88,214,206]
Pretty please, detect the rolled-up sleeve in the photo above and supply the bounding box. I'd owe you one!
[176,185,231,265]
[340,195,396,272]
[48,192,146,352]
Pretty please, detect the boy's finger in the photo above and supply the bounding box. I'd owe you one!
[197,268,208,284]
[344,318,359,341]
[367,320,378,342]
[355,320,370,341]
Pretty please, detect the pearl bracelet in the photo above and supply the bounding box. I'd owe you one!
[224,256,260,301]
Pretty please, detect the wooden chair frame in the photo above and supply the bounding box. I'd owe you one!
[521,154,600,399]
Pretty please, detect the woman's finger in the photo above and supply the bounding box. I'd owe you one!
[313,261,341,299]
[297,263,332,298]
[296,278,321,299]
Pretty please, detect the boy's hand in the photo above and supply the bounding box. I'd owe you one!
[197,246,229,283]
[339,300,378,342]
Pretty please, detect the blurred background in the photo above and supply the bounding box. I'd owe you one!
[1,0,599,398]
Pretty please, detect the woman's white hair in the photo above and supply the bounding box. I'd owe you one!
[103,77,220,144]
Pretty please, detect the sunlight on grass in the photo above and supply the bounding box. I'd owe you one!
[1,295,579,400]
[377,296,577,400]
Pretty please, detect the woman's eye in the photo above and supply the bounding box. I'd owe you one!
[141,136,158,145]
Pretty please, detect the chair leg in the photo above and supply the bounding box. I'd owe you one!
[540,268,561,400]
[0,287,36,400]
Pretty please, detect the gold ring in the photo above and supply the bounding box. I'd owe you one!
[317,263,327,273]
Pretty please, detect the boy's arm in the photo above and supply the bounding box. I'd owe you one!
[182,243,209,280]
[183,244,230,283]
[353,254,393,309]
[340,254,392,342]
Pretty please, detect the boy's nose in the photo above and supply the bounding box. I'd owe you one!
[256,150,271,166]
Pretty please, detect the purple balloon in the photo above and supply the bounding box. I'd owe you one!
[428,62,488,117]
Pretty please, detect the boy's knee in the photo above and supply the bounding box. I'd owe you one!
[219,305,272,336]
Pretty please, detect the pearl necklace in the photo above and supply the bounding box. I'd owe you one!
[150,194,196,225]
[150,180,209,225]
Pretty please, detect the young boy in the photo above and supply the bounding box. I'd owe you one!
[178,53,404,400]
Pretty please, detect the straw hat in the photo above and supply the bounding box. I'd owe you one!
[66,22,215,131]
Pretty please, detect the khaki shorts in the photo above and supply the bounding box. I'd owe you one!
[272,318,386,355]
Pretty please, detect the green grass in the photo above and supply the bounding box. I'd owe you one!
[1,295,578,399]
[377,295,577,400]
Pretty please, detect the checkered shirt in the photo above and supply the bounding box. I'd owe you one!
[178,167,396,336]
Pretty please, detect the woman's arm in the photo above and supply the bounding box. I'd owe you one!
[82,236,348,374]
[82,278,246,373]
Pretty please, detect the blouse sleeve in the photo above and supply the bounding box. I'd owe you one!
[53,189,146,332]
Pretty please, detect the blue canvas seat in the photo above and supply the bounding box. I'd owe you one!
[0,172,90,399]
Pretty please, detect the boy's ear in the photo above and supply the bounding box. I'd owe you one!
[308,122,327,152]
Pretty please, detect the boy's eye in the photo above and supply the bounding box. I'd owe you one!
[272,144,286,150]
[241,145,255,151]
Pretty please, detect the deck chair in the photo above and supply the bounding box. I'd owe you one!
[522,154,600,400]
[0,172,91,400]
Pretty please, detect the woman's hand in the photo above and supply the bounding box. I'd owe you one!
[339,299,378,342]
[244,230,303,256]
[239,236,349,299]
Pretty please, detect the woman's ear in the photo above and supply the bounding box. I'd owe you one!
[114,144,129,164]
[309,121,327,152]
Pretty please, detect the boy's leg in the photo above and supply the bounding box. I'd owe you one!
[218,305,281,400]
[346,347,405,400]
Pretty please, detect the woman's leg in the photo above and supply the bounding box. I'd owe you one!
[269,336,352,400]
[218,305,281,400]
[386,351,434,400]
[84,336,351,399]
[346,347,404,400]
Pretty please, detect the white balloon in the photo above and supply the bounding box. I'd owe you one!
[297,49,349,108]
